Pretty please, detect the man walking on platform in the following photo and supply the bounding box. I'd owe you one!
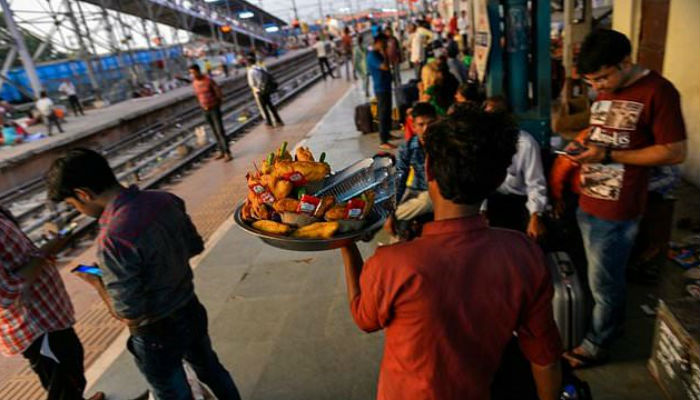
[47,148,242,400]
[246,55,284,128]
[339,108,562,400]
[367,33,396,150]
[562,29,687,368]
[0,207,105,400]
[189,64,232,162]
[313,34,336,79]
[59,79,85,117]
[36,91,64,136]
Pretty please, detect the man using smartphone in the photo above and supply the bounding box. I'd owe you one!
[46,149,241,400]
[0,207,104,400]
[562,29,687,368]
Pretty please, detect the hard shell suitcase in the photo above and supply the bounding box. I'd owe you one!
[548,251,586,351]
[354,103,375,134]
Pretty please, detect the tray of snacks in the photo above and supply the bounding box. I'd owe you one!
[234,142,395,251]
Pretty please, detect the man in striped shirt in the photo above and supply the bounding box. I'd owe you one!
[0,208,104,400]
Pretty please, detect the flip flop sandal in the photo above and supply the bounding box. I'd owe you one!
[563,351,608,369]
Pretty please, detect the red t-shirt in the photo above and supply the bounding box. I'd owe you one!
[579,71,686,221]
[192,76,220,110]
[352,216,562,400]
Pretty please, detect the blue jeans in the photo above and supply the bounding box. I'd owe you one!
[127,298,241,400]
[576,209,640,357]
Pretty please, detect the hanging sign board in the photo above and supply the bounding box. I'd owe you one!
[473,0,491,82]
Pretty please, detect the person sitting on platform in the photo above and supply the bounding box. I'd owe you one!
[384,102,436,241]
[339,108,562,400]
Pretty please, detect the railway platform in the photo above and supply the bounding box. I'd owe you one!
[0,66,698,400]
[0,49,312,195]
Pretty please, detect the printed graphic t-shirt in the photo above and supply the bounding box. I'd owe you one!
[580,70,686,221]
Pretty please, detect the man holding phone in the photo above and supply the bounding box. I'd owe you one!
[46,148,241,400]
[0,207,104,400]
[562,29,687,368]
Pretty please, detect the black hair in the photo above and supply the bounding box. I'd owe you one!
[46,148,120,202]
[189,64,201,72]
[576,29,631,74]
[423,108,517,205]
[247,54,256,64]
[457,82,485,104]
[40,90,47,97]
[374,33,387,44]
[411,102,437,119]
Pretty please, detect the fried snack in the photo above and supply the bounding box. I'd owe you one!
[241,201,254,222]
[273,161,330,182]
[313,195,335,218]
[324,205,346,221]
[291,221,339,239]
[361,191,375,218]
[273,198,300,213]
[272,179,293,200]
[252,220,292,235]
[295,146,315,162]
[250,200,271,220]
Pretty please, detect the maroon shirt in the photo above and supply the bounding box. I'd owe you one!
[352,216,561,400]
[192,75,220,110]
[580,70,686,220]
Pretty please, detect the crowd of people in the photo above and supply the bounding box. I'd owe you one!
[0,16,690,400]
[339,25,688,399]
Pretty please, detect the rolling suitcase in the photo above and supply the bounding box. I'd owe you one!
[548,251,586,351]
[354,103,375,134]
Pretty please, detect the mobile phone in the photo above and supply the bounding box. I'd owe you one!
[71,264,103,277]
[554,142,588,156]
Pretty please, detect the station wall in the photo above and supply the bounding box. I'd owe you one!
[662,0,700,187]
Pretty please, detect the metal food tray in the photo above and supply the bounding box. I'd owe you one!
[313,158,394,201]
[234,202,389,251]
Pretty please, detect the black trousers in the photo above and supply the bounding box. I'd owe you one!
[255,92,283,126]
[46,113,64,136]
[318,57,335,79]
[203,106,230,155]
[68,95,84,116]
[22,328,87,400]
[486,192,528,232]
[376,91,392,144]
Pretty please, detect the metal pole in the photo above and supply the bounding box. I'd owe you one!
[0,0,43,98]
[504,0,528,112]
[291,0,299,21]
[65,0,102,100]
[1,46,18,78]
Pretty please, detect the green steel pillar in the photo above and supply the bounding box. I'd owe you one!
[504,0,529,113]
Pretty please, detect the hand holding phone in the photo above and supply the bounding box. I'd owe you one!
[554,141,588,156]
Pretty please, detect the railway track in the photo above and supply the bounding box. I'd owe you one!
[1,49,336,247]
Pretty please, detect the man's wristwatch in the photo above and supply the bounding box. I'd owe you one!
[602,148,613,164]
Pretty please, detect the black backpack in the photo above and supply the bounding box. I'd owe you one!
[259,68,279,94]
